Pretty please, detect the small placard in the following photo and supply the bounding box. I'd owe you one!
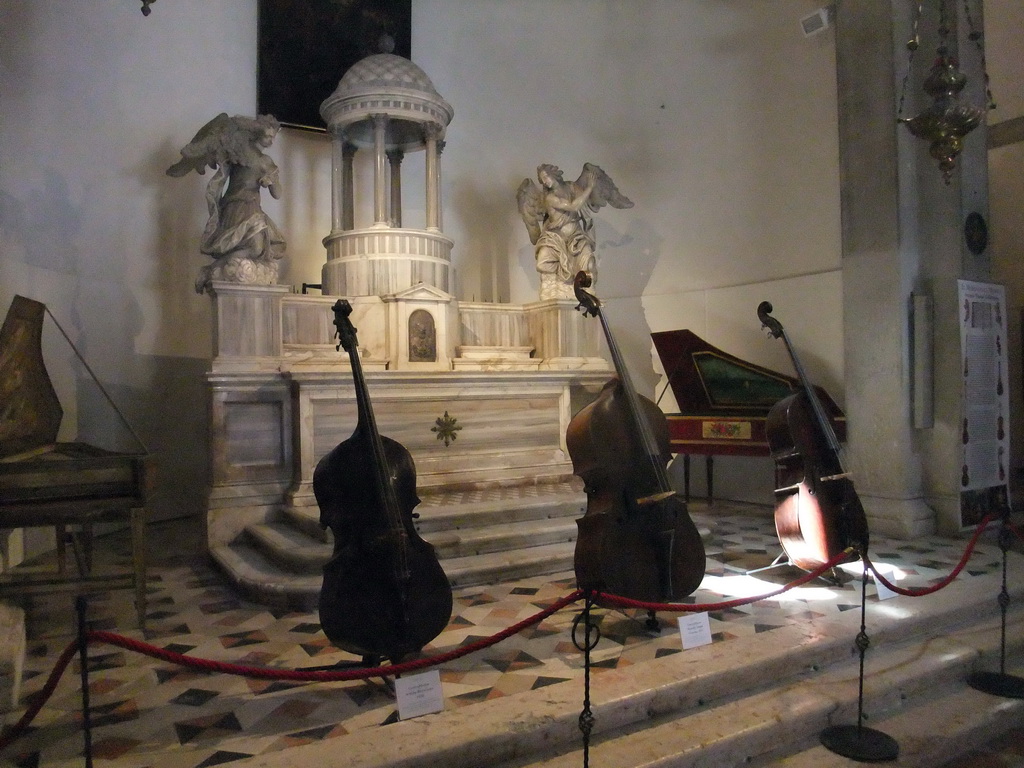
[677,612,713,649]
[395,670,444,720]
[874,576,898,601]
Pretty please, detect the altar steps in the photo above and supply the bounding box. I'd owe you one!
[209,483,586,609]
[241,554,1024,768]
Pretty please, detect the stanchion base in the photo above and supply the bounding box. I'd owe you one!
[967,671,1024,699]
[820,724,899,762]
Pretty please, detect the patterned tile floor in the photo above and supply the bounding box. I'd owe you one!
[0,500,1016,768]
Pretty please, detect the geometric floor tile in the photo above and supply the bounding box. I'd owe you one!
[1,499,1011,768]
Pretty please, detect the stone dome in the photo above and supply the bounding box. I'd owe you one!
[320,53,454,151]
[337,53,441,97]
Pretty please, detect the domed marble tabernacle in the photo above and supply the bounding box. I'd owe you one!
[320,53,455,298]
[203,53,612,582]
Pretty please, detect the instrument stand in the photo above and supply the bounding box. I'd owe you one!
[304,654,400,725]
[645,610,660,632]
[819,552,899,762]
[77,595,95,768]
[967,502,1024,699]
[745,552,843,587]
[573,595,599,768]
[744,551,789,576]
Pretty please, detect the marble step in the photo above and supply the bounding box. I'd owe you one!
[211,533,579,610]
[241,516,579,577]
[239,555,1024,768]
[523,614,1024,768]
[210,540,322,611]
[442,541,575,588]
[281,487,585,540]
[774,671,1024,767]
[414,449,577,490]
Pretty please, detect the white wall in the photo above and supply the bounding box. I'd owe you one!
[0,0,851,519]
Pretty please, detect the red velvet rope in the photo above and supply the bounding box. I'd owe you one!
[90,589,584,682]
[0,639,78,753]
[866,514,994,597]
[0,520,994,753]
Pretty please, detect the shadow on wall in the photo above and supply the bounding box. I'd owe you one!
[590,216,662,399]
[77,355,210,524]
[449,174,515,303]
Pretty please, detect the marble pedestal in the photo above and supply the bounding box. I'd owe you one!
[204,284,611,548]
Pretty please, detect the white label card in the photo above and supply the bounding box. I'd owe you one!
[677,612,713,649]
[395,669,444,720]
[874,576,898,601]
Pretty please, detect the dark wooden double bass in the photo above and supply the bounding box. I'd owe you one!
[757,301,869,570]
[314,299,453,663]
[568,273,706,602]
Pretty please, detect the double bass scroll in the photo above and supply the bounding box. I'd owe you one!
[757,301,868,571]
[567,272,706,603]
[314,299,453,663]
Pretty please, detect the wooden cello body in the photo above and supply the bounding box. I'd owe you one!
[757,301,868,570]
[314,300,452,662]
[568,273,706,602]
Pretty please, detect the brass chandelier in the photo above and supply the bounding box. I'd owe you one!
[897,0,995,184]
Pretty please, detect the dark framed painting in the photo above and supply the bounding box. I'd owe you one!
[257,0,412,133]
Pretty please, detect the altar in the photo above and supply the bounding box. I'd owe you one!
[204,283,609,548]
[199,52,612,586]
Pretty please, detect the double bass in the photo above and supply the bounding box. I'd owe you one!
[314,300,453,663]
[568,273,706,602]
[757,301,868,570]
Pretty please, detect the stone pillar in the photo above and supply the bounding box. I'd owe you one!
[330,132,344,232]
[388,148,404,228]
[372,114,388,226]
[342,141,356,231]
[424,124,441,232]
[836,0,990,536]
[436,139,446,232]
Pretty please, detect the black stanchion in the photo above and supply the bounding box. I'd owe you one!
[819,552,899,763]
[76,595,94,768]
[572,594,599,768]
[967,502,1024,698]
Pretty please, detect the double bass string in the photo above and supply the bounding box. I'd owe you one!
[595,304,672,496]
[337,311,412,583]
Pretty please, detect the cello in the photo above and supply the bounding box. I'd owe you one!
[567,272,706,602]
[757,301,868,571]
[314,299,453,663]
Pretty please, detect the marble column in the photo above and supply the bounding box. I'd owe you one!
[388,148,404,228]
[836,0,991,536]
[330,132,344,232]
[372,114,388,226]
[342,141,356,231]
[424,124,442,232]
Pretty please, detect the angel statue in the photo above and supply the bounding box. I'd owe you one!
[517,163,633,301]
[167,113,287,294]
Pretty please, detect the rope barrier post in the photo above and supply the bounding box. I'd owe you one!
[967,499,1024,698]
[76,595,94,768]
[572,592,600,768]
[819,550,899,762]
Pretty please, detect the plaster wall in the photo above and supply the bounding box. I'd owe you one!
[3,0,1016,528]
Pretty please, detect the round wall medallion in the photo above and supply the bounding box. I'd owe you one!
[964,211,988,255]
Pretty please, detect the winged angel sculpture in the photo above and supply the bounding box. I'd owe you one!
[517,163,633,300]
[167,113,287,294]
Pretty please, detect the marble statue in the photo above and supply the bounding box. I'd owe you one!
[517,163,633,300]
[167,113,287,294]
